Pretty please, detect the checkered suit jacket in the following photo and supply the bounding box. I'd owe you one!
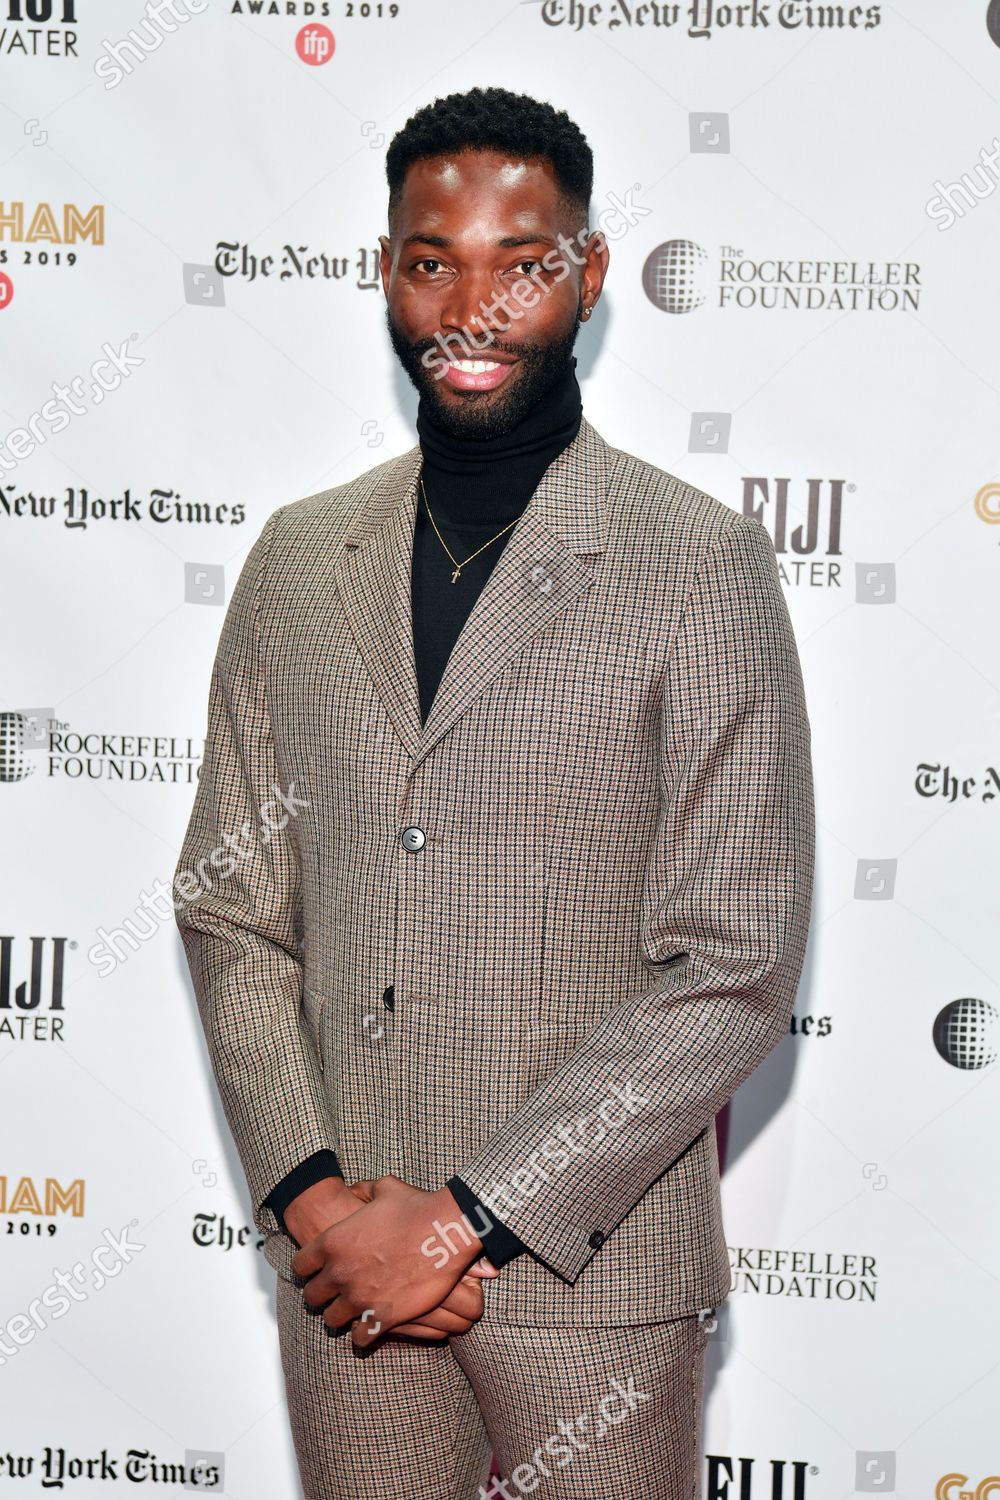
[174,415,815,1326]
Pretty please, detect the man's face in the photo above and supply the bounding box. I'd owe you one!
[379,149,608,440]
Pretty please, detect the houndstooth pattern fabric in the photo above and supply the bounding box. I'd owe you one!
[276,1273,708,1499]
[174,414,816,1326]
[275,1277,493,1498]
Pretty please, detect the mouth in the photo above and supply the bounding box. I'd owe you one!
[442,357,517,392]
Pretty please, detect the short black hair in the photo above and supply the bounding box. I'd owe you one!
[385,86,593,237]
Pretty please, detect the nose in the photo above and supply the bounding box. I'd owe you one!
[439,274,512,339]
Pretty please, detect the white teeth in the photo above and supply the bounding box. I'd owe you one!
[452,360,500,373]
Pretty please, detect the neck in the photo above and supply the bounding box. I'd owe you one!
[415,358,583,528]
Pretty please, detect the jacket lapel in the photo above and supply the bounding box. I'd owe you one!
[332,415,613,768]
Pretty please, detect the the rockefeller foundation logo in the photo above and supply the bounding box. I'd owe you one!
[642,240,920,312]
[0,711,202,785]
[728,1247,878,1302]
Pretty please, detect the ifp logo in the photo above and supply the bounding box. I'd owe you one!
[296,23,334,65]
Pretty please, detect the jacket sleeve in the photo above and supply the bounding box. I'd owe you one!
[451,515,816,1285]
[173,507,338,1238]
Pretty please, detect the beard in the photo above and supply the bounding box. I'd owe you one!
[384,302,583,441]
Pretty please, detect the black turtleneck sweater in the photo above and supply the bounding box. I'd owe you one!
[264,358,584,1273]
[410,355,584,722]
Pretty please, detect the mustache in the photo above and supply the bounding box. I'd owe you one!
[384,309,530,366]
[409,333,529,362]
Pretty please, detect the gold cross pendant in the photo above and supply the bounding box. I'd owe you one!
[451,567,461,583]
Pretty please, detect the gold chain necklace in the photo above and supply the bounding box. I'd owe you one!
[419,471,521,584]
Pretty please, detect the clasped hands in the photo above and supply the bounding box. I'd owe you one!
[284,1174,500,1349]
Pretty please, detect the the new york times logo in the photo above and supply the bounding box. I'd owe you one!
[537,1,882,34]
[0,1446,223,1487]
[1,484,246,528]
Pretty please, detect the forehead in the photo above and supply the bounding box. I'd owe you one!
[395,149,563,234]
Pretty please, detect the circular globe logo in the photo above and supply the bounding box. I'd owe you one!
[0,712,35,784]
[932,997,998,1069]
[642,239,710,314]
[988,0,1000,48]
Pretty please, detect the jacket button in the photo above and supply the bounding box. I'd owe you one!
[382,985,394,1011]
[400,826,425,851]
[588,1229,605,1250]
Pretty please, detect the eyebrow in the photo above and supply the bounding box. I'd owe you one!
[400,233,556,250]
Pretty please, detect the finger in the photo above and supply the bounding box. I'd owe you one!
[438,1280,485,1321]
[396,1304,471,1335]
[389,1323,450,1341]
[365,1173,409,1202]
[347,1179,375,1202]
[463,1256,500,1278]
[321,1295,359,1332]
[301,1270,343,1310]
[350,1306,389,1347]
[291,1240,328,1279]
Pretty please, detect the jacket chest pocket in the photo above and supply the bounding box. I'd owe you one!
[552,673,658,787]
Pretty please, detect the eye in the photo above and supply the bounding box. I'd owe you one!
[413,258,447,274]
[509,259,543,276]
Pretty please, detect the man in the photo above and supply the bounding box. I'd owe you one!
[174,85,815,1500]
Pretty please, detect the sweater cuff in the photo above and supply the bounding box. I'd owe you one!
[446,1174,527,1269]
[264,1150,343,1232]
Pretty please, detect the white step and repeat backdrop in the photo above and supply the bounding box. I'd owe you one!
[3,0,999,1494]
